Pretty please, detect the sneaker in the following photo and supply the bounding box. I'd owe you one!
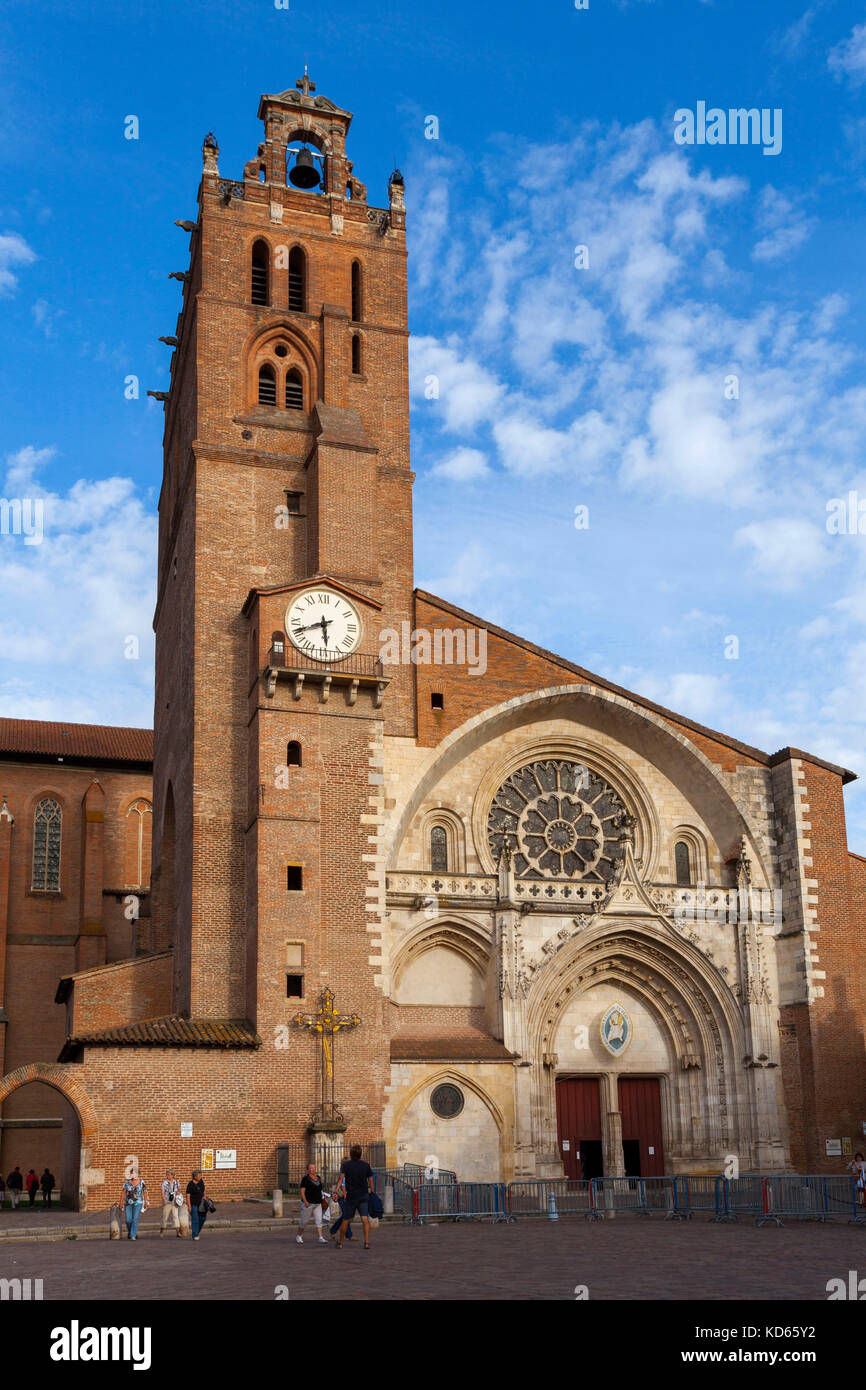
[296,1235,304,1244]
[317,1236,327,1244]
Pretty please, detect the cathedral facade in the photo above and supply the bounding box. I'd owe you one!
[1,76,865,1205]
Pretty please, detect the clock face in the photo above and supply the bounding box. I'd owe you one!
[286,588,362,661]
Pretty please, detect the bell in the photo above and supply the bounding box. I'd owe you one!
[289,148,320,189]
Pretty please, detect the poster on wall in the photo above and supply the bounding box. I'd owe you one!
[215,1149,237,1169]
[825,1139,842,1157]
[201,1149,215,1170]
[181,1122,193,1138]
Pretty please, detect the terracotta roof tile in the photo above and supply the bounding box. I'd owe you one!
[390,1036,515,1062]
[59,1016,260,1059]
[0,718,152,765]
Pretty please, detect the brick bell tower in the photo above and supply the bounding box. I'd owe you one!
[149,71,413,1139]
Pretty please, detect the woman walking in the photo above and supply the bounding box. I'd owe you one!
[119,1170,148,1240]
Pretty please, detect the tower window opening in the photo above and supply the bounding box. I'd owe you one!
[285,368,304,410]
[286,974,304,998]
[431,691,444,711]
[286,741,302,767]
[351,333,361,376]
[288,247,306,312]
[251,240,269,305]
[286,864,303,891]
[259,165,266,183]
[675,841,692,886]
[285,491,303,514]
[351,261,362,321]
[274,343,288,358]
[258,362,277,405]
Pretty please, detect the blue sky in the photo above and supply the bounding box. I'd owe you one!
[1,0,865,844]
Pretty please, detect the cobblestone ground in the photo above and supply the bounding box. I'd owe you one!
[1,1218,864,1300]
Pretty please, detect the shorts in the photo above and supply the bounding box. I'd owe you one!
[299,1201,323,1229]
[341,1194,369,1219]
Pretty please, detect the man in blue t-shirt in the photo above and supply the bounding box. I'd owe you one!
[335,1145,373,1249]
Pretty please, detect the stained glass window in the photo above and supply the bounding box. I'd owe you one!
[32,798,61,891]
[430,825,448,873]
[675,841,692,886]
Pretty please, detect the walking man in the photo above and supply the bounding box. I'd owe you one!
[26,1169,38,1207]
[40,1168,56,1208]
[160,1169,183,1237]
[186,1169,207,1240]
[296,1161,328,1246]
[7,1166,23,1209]
[119,1169,148,1239]
[334,1145,374,1251]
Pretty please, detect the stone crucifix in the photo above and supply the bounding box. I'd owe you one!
[293,987,360,1125]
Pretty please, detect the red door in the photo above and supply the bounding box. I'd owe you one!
[555,1078,602,1180]
[617,1077,664,1177]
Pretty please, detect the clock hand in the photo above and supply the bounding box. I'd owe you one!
[319,617,332,646]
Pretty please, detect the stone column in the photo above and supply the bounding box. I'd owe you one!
[77,781,106,972]
[601,1073,625,1178]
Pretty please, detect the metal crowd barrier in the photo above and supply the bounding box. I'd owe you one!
[411,1181,512,1224]
[667,1175,723,1220]
[591,1176,676,1217]
[508,1179,600,1220]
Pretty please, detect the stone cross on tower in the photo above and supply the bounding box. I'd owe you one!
[296,66,316,98]
[293,987,360,1126]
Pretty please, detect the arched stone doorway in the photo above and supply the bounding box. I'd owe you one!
[0,1063,99,1211]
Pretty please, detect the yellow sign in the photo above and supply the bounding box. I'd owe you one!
[201,1148,214,1171]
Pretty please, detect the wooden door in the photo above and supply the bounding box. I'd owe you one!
[617,1077,664,1177]
[555,1078,602,1180]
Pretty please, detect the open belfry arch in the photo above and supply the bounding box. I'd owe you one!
[2,72,864,1201]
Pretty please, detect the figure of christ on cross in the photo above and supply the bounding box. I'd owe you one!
[293,987,361,1125]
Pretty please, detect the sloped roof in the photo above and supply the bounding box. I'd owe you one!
[390,1036,515,1062]
[0,719,152,766]
[58,1016,260,1060]
[416,590,858,785]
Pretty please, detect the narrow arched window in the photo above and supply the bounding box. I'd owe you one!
[258,362,276,405]
[271,629,286,664]
[351,261,362,321]
[125,799,153,887]
[259,165,266,184]
[675,841,692,886]
[351,333,361,376]
[288,247,306,312]
[251,240,269,305]
[32,798,61,891]
[285,368,303,410]
[287,741,302,767]
[430,826,448,873]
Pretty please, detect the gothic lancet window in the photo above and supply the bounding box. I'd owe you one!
[288,247,306,312]
[351,260,362,321]
[285,368,303,410]
[430,825,448,873]
[351,333,362,375]
[32,798,61,891]
[258,363,277,405]
[251,240,269,305]
[125,799,153,887]
[675,840,692,886]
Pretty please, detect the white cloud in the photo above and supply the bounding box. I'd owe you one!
[0,232,37,296]
[829,21,866,85]
[752,186,815,262]
[734,518,832,590]
[429,447,490,482]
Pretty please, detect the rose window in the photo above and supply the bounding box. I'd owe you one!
[487,759,628,882]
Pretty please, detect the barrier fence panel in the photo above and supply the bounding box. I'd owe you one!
[721,1174,765,1222]
[669,1176,723,1221]
[591,1176,676,1216]
[507,1179,598,1219]
[414,1181,512,1224]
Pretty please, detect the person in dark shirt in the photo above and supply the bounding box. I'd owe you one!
[26,1170,38,1207]
[40,1169,56,1208]
[335,1145,373,1250]
[296,1162,327,1245]
[186,1170,207,1240]
[7,1167,23,1209]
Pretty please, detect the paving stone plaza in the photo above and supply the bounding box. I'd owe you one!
[2,1215,865,1302]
